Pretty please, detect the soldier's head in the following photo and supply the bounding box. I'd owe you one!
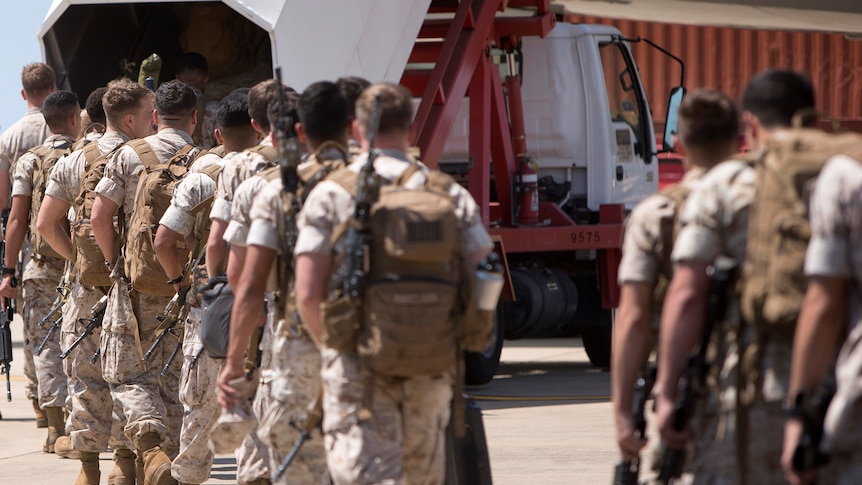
[103,78,156,139]
[84,86,108,135]
[742,69,815,149]
[249,79,293,137]
[216,88,257,152]
[294,81,350,150]
[677,89,739,169]
[336,76,371,121]
[21,63,56,107]
[354,82,413,150]
[41,90,81,137]
[155,80,198,135]
[175,52,209,92]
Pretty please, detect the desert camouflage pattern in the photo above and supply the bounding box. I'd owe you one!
[209,138,274,222]
[0,108,49,173]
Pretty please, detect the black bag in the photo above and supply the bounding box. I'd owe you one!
[200,274,233,359]
[445,394,493,485]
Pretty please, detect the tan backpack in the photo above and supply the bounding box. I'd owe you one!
[650,183,690,313]
[123,140,202,296]
[740,129,862,333]
[29,142,73,260]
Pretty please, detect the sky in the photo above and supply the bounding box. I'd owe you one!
[0,1,55,133]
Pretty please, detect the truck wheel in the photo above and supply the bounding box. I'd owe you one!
[464,307,504,386]
[581,309,612,369]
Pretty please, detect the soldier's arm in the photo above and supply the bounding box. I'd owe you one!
[295,252,331,347]
[206,218,229,276]
[91,195,119,264]
[35,195,74,261]
[612,282,653,460]
[154,225,185,290]
[226,245,245,288]
[0,195,31,300]
[654,260,710,448]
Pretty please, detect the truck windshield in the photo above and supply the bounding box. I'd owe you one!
[599,41,647,156]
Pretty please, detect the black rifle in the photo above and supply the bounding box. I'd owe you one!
[0,209,14,401]
[273,67,302,259]
[792,386,833,473]
[60,295,108,360]
[614,367,656,485]
[274,391,323,481]
[656,264,734,483]
[342,92,382,298]
[34,265,72,356]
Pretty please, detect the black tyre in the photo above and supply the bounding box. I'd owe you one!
[464,307,505,385]
[581,308,612,368]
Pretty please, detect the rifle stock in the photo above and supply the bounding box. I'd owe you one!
[0,209,15,401]
[145,285,191,361]
[273,67,302,259]
[613,367,655,485]
[274,390,324,481]
[60,295,108,360]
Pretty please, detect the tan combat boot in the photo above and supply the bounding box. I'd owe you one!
[54,435,81,459]
[74,451,101,485]
[138,432,177,485]
[31,398,48,428]
[43,406,66,453]
[108,448,137,485]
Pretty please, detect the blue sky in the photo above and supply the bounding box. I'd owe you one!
[0,1,55,132]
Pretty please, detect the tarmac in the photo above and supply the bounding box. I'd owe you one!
[0,312,621,484]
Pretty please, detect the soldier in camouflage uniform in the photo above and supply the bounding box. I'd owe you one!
[154,89,260,485]
[782,142,862,484]
[612,89,739,470]
[293,83,493,485]
[0,91,80,455]
[90,80,203,485]
[0,62,54,424]
[37,78,154,485]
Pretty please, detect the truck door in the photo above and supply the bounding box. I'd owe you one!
[597,38,658,207]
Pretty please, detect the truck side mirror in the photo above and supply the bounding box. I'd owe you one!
[662,86,685,152]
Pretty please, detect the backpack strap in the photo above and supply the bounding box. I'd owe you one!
[326,166,358,195]
[82,142,102,165]
[127,139,160,169]
[246,145,278,164]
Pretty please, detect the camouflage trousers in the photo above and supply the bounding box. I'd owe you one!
[321,346,453,485]
[258,319,327,485]
[171,308,222,483]
[61,281,131,452]
[23,271,67,408]
[101,278,182,455]
[19,241,37,401]
[236,316,276,484]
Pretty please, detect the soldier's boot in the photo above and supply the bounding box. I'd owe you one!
[74,451,101,485]
[32,398,48,428]
[138,432,177,485]
[108,448,137,485]
[43,406,66,453]
[54,435,81,459]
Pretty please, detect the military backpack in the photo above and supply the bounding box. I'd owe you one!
[29,141,73,260]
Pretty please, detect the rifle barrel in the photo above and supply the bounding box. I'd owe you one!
[274,431,310,481]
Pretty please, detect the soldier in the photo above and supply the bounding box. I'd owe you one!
[612,89,739,465]
[218,80,354,484]
[176,52,218,150]
[654,70,818,483]
[37,78,154,485]
[0,62,55,425]
[293,82,492,484]
[153,89,259,485]
[0,90,80,454]
[781,129,862,484]
[90,79,202,485]
[72,86,109,150]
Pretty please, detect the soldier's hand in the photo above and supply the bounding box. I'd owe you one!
[782,417,817,485]
[615,411,647,461]
[0,274,17,304]
[217,362,245,410]
[655,392,688,450]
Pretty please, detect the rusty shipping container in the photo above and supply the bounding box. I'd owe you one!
[565,15,862,131]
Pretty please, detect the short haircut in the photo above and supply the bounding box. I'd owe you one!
[742,69,815,128]
[248,79,295,133]
[266,89,301,138]
[336,76,371,119]
[355,82,413,138]
[85,87,108,127]
[177,52,208,76]
[217,88,252,131]
[41,90,79,129]
[155,79,197,118]
[296,81,350,144]
[103,78,154,126]
[677,89,739,161]
[21,63,56,96]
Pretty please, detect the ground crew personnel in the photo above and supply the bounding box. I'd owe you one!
[0,62,55,425]
[654,70,820,483]
[0,90,80,454]
[37,78,154,485]
[782,140,862,483]
[90,80,201,485]
[176,52,218,150]
[153,89,259,485]
[293,83,493,485]
[218,80,355,484]
[612,89,739,465]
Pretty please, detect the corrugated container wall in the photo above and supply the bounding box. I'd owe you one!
[565,15,862,129]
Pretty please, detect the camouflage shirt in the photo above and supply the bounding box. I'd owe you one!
[46,131,130,205]
[0,108,49,173]
[209,138,274,223]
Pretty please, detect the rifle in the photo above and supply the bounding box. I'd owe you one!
[273,67,302,259]
[656,264,734,483]
[34,264,73,356]
[274,391,324,481]
[792,386,833,473]
[60,295,108,360]
[0,209,14,400]
[613,366,656,485]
